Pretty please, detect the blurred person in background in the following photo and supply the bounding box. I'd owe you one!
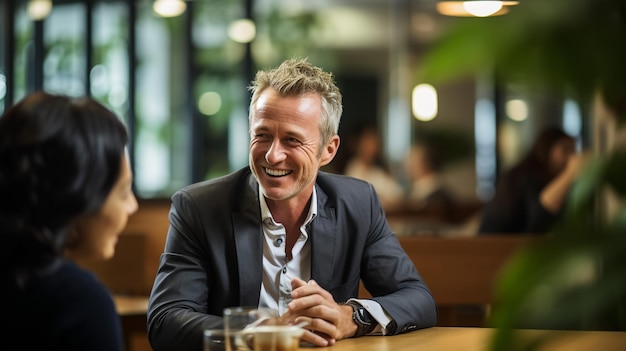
[344,126,404,211]
[404,140,458,221]
[478,127,586,234]
[0,92,138,351]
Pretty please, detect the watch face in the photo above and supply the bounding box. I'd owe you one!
[346,302,376,337]
[356,308,373,325]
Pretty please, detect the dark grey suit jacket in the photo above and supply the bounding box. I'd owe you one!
[147,167,436,351]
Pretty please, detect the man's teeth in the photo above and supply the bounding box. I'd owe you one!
[265,168,291,176]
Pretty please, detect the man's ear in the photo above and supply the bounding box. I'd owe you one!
[320,135,340,167]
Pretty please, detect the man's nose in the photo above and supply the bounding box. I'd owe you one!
[265,140,287,164]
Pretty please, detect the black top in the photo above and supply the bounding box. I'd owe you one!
[3,260,123,351]
[478,175,560,234]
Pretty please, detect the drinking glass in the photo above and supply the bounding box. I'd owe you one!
[223,307,276,351]
[241,325,305,351]
[203,329,228,351]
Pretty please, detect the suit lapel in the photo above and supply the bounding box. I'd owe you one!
[310,185,337,289]
[233,173,263,306]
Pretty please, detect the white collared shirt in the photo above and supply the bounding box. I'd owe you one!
[258,186,316,316]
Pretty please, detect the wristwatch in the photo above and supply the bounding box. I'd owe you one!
[345,301,377,337]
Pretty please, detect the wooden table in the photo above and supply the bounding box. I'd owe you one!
[316,327,626,351]
[110,297,626,351]
[114,295,150,351]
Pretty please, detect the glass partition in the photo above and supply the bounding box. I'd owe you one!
[43,2,86,96]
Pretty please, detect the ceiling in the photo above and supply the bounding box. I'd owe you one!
[255,0,456,49]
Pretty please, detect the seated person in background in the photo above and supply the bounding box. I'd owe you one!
[478,127,586,234]
[343,126,404,211]
[403,141,458,221]
[0,92,138,351]
[147,58,437,351]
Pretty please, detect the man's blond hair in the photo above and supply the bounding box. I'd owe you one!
[248,58,343,149]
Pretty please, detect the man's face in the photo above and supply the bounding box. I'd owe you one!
[249,88,338,205]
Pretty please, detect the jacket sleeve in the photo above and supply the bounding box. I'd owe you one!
[359,184,438,334]
[317,175,437,334]
[147,190,224,351]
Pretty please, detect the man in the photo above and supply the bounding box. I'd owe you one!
[147,58,437,351]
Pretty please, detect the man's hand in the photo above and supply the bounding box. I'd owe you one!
[284,278,357,346]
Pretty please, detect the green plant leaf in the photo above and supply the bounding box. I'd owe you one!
[566,155,607,215]
[605,152,626,196]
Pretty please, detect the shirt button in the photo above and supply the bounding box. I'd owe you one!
[282,267,287,274]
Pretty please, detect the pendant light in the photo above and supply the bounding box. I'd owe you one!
[437,1,519,17]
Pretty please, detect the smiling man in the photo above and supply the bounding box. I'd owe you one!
[147,58,437,351]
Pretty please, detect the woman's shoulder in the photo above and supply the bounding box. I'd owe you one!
[6,260,122,350]
[49,261,123,350]
[54,260,114,303]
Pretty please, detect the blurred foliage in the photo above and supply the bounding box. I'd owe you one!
[420,0,626,350]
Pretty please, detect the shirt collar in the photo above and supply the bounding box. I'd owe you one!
[259,185,318,226]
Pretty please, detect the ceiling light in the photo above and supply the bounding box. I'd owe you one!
[412,84,438,122]
[153,0,187,18]
[198,92,222,116]
[228,19,256,44]
[464,1,503,17]
[28,0,53,21]
[437,1,519,17]
[505,99,528,121]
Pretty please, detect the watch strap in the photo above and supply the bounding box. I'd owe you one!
[345,301,377,337]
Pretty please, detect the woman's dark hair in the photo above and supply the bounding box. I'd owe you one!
[487,127,574,221]
[0,92,128,285]
[507,127,575,185]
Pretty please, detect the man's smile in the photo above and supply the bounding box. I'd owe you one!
[264,167,293,177]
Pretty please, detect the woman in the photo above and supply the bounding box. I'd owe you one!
[0,92,138,350]
[404,141,457,220]
[344,126,404,211]
[478,127,584,234]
